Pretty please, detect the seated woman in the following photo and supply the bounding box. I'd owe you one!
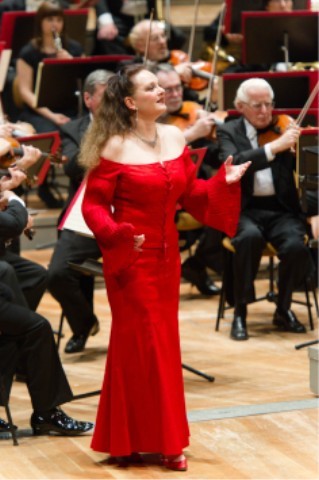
[15,2,84,133]
[15,2,84,207]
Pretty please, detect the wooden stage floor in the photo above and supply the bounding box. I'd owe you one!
[1,247,318,479]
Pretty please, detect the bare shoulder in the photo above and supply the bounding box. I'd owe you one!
[100,135,125,162]
[158,123,186,148]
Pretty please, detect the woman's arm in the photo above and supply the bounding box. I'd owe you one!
[16,58,71,126]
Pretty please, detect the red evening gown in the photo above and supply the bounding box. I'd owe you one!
[82,146,240,456]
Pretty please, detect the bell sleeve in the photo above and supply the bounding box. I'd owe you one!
[82,159,137,274]
[179,147,241,238]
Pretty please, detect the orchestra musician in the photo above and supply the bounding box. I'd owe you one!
[216,77,315,341]
[15,2,84,133]
[47,70,114,354]
[0,141,93,436]
[128,19,194,89]
[94,0,186,55]
[15,2,84,207]
[153,63,224,295]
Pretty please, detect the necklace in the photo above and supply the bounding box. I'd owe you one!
[131,128,158,148]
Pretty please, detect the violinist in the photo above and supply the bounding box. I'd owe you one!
[154,64,222,169]
[94,0,186,55]
[0,143,93,436]
[128,19,193,87]
[216,77,315,341]
[154,63,223,296]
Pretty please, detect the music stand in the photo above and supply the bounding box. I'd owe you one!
[242,11,319,64]
[18,132,61,186]
[219,70,319,111]
[34,55,133,113]
[0,9,89,60]
[224,0,310,34]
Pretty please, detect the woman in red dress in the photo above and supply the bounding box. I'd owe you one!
[79,64,250,471]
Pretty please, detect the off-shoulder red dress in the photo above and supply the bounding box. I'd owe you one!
[82,146,240,456]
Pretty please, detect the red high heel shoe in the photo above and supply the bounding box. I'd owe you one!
[162,455,188,472]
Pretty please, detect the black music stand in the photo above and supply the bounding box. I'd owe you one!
[34,55,133,114]
[220,71,318,111]
[242,11,319,65]
[224,0,309,33]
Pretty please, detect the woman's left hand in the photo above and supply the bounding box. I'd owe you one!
[134,234,145,252]
[224,156,251,184]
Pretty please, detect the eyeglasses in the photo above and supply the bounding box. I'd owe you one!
[243,101,274,111]
[150,32,167,43]
[164,84,183,95]
[269,0,292,3]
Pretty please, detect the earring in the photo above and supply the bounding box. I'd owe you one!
[135,108,138,123]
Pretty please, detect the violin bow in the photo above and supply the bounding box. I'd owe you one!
[296,80,319,127]
[204,1,227,111]
[164,0,171,40]
[143,8,155,66]
[187,0,200,62]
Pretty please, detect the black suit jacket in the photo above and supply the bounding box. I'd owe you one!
[216,117,302,215]
[95,0,154,17]
[60,114,90,216]
[0,200,28,256]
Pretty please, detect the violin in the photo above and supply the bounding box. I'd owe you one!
[0,136,64,187]
[0,137,64,168]
[257,114,295,146]
[169,50,213,91]
[165,101,228,140]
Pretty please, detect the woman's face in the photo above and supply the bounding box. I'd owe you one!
[127,70,166,119]
[41,15,64,35]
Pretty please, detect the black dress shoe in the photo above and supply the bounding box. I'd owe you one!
[231,305,248,340]
[31,407,94,436]
[182,262,221,296]
[64,320,100,354]
[273,309,306,333]
[0,418,17,432]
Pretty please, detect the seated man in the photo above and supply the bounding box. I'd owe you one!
[128,19,193,87]
[154,63,223,296]
[47,70,112,354]
[95,0,186,55]
[0,156,93,435]
[216,78,314,340]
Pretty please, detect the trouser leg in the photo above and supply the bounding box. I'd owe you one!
[231,214,266,306]
[47,230,101,335]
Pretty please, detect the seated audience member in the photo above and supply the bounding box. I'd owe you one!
[47,70,113,354]
[0,146,93,436]
[15,2,84,207]
[154,63,223,295]
[216,78,314,340]
[94,0,186,55]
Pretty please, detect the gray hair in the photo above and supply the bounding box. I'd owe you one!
[129,19,164,51]
[234,78,274,108]
[83,69,114,95]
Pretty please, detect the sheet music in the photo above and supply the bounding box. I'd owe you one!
[58,180,94,237]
